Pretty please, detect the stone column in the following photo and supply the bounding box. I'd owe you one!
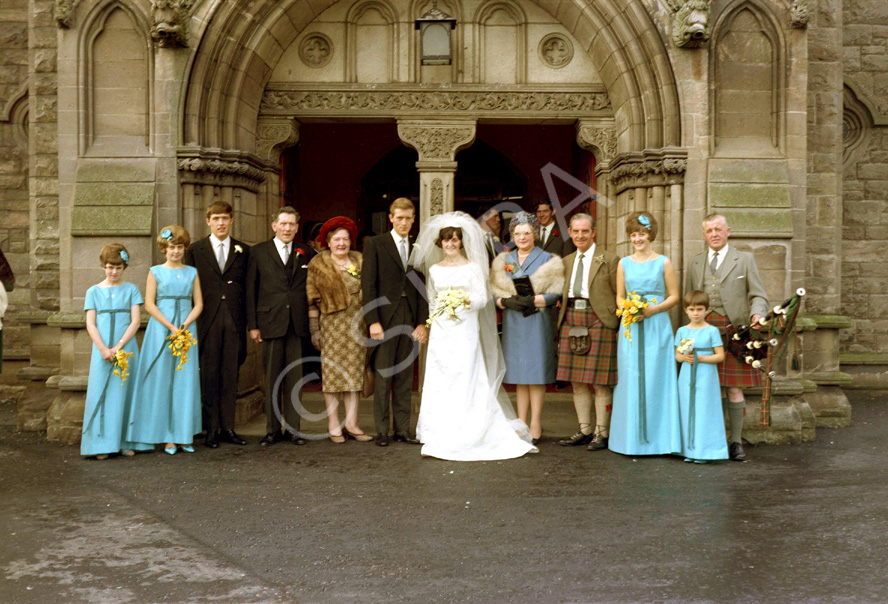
[396,120,476,223]
[576,120,617,247]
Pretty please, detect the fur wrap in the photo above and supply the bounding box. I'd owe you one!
[489,252,564,298]
[306,250,363,315]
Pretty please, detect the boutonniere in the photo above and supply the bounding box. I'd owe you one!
[345,264,361,279]
[552,229,560,238]
[504,263,516,274]
[593,255,606,264]
[493,235,500,243]
[293,247,305,259]
[234,244,243,254]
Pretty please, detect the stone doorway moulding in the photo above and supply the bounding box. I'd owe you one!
[257,84,620,226]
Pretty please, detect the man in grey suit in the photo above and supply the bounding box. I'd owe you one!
[535,200,575,258]
[686,213,769,461]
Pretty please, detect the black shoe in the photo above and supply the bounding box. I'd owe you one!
[558,430,594,446]
[291,436,308,446]
[218,429,247,446]
[531,438,541,446]
[204,435,219,449]
[375,433,390,447]
[259,432,284,447]
[393,433,420,445]
[587,434,608,451]
[729,442,747,461]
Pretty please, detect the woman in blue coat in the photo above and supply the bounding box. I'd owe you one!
[490,212,564,444]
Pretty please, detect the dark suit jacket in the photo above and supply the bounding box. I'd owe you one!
[361,232,429,329]
[540,226,575,257]
[246,239,314,340]
[185,236,250,365]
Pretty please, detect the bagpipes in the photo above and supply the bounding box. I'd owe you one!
[724,288,806,426]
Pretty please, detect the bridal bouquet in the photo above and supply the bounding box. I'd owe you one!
[112,349,134,383]
[426,288,471,328]
[616,291,657,342]
[677,338,694,355]
[168,328,197,371]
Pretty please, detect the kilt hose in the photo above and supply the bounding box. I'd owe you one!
[707,311,762,389]
[556,307,617,386]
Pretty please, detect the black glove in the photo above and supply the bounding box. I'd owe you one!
[514,295,536,310]
[501,296,525,311]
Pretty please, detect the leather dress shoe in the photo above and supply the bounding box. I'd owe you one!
[218,429,247,446]
[204,435,219,449]
[587,434,608,451]
[729,442,747,461]
[393,433,420,445]
[558,430,594,446]
[259,432,285,447]
[375,433,390,447]
[291,436,308,446]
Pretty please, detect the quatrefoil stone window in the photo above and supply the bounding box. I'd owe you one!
[538,34,574,69]
[300,33,334,68]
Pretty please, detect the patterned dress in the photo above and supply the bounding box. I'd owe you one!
[319,267,366,393]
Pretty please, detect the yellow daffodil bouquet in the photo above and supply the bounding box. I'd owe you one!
[112,349,134,383]
[168,328,197,370]
[426,288,471,328]
[677,338,694,355]
[615,291,657,342]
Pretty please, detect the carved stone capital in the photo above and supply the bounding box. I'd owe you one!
[608,149,688,194]
[54,0,77,28]
[256,119,301,165]
[666,0,711,49]
[790,0,809,28]
[397,121,476,162]
[576,121,617,161]
[177,147,267,192]
[151,0,190,48]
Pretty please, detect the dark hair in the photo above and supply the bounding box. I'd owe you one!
[434,226,463,248]
[157,225,191,251]
[206,201,233,219]
[99,243,129,267]
[274,206,300,223]
[534,199,554,212]
[683,290,710,309]
[625,211,658,241]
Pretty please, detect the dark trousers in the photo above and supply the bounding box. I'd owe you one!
[198,306,240,434]
[262,321,303,434]
[372,298,417,436]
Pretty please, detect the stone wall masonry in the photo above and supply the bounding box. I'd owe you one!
[28,0,59,313]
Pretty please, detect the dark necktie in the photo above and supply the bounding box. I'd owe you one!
[710,251,718,274]
[573,253,585,297]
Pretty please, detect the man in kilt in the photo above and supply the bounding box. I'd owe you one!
[686,213,769,461]
[555,214,620,451]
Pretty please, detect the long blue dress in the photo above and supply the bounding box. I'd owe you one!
[126,266,201,445]
[81,282,152,456]
[609,255,681,456]
[675,325,729,461]
[501,247,560,385]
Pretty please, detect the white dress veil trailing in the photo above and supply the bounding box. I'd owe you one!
[411,212,536,460]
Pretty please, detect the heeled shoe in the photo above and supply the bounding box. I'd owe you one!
[180,445,195,453]
[164,445,177,455]
[343,428,373,442]
[330,433,346,444]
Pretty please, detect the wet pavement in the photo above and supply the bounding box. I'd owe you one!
[1,391,887,604]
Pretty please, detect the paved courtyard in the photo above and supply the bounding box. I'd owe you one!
[1,391,887,604]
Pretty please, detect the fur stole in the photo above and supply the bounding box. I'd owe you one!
[306,250,363,315]
[490,251,565,298]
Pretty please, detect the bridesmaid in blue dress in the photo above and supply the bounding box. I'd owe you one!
[127,226,203,454]
[490,212,564,444]
[609,212,681,456]
[82,244,151,458]
[675,290,729,463]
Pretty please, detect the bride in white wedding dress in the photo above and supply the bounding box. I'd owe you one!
[412,212,538,461]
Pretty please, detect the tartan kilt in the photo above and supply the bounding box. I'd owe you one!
[556,307,617,386]
[707,311,762,388]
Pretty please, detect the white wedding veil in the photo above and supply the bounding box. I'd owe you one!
[410,212,533,443]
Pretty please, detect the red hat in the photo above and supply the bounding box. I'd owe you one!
[318,216,358,250]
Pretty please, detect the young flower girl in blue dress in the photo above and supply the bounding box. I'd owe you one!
[82,244,151,459]
[126,226,203,455]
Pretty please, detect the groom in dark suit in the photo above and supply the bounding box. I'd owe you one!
[362,198,429,446]
[246,206,314,447]
[185,201,250,448]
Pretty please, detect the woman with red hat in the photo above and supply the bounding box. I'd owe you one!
[306,216,373,443]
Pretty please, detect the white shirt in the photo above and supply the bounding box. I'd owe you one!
[273,237,291,264]
[568,244,596,299]
[540,223,554,246]
[391,230,409,266]
[708,244,729,272]
[210,233,230,266]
